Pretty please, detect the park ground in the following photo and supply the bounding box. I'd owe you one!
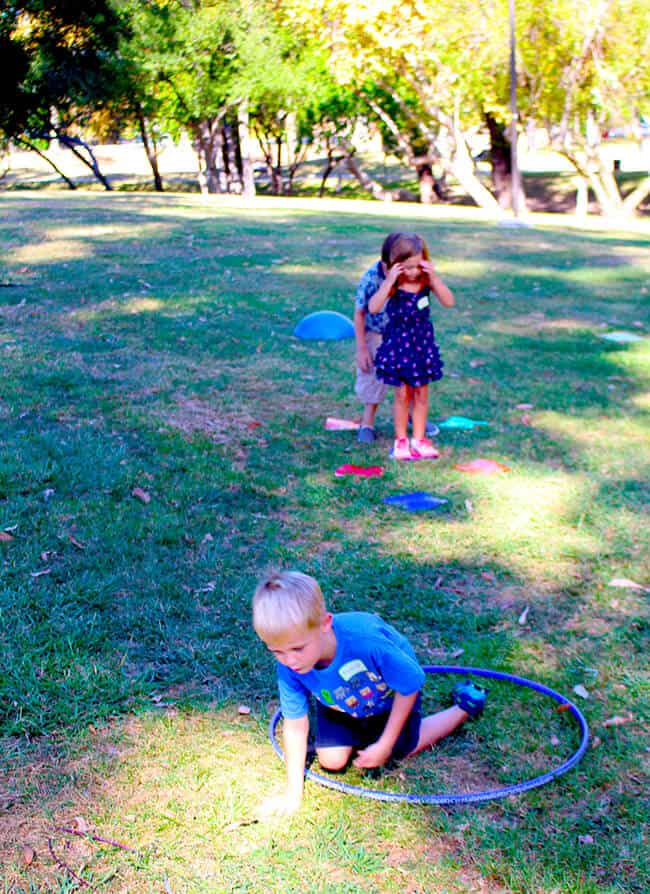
[0,192,648,893]
[3,137,650,215]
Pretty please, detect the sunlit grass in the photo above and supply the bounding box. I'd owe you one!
[1,192,648,894]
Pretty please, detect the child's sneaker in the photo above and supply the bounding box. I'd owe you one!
[410,437,439,459]
[452,679,488,718]
[357,425,376,444]
[393,437,412,460]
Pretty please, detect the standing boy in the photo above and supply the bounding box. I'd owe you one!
[253,570,487,816]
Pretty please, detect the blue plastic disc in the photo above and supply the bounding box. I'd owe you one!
[383,492,449,512]
[293,311,355,341]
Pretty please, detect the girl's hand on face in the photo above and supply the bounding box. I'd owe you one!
[420,260,436,282]
[386,263,404,286]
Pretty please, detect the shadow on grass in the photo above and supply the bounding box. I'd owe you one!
[1,193,648,893]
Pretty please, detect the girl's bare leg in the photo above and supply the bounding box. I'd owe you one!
[411,385,429,440]
[393,385,411,439]
[410,706,468,755]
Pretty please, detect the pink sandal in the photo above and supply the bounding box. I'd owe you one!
[410,438,439,460]
[392,437,413,461]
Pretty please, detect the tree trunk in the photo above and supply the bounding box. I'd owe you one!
[57,134,112,190]
[272,135,283,195]
[445,129,501,212]
[415,162,436,203]
[16,137,77,189]
[237,100,255,199]
[485,114,512,209]
[137,108,163,192]
[622,175,650,214]
[560,144,640,217]
[319,147,344,197]
[484,114,528,212]
[192,118,225,194]
[574,176,589,216]
[344,153,391,200]
[222,121,242,193]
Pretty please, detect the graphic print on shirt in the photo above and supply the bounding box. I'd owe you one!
[318,660,392,718]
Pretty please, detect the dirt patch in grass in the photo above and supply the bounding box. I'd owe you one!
[163,393,266,446]
[1,729,132,887]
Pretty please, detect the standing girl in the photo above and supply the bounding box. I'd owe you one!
[369,233,454,460]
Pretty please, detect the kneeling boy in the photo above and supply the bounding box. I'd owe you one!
[252,570,486,816]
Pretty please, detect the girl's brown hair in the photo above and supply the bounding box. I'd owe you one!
[387,233,430,266]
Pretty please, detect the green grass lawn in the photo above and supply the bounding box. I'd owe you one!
[0,192,648,893]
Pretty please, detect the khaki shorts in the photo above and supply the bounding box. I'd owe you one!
[355,330,388,405]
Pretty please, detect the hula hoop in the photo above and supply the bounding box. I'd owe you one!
[268,665,589,805]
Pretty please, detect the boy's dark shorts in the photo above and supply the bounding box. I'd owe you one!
[315,694,422,761]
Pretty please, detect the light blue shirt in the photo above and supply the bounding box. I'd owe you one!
[277,612,425,720]
[355,261,389,333]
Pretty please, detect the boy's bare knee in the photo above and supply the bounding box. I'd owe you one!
[317,747,352,772]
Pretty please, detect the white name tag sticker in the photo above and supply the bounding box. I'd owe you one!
[339,659,368,681]
[417,295,430,310]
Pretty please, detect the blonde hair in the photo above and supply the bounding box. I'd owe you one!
[387,233,430,267]
[252,570,325,640]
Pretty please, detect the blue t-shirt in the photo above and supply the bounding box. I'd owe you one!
[277,612,425,720]
[355,261,389,333]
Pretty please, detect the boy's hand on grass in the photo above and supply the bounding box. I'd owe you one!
[352,741,391,769]
[256,790,302,819]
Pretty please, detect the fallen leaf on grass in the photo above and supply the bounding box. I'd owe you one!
[520,414,532,425]
[0,531,14,542]
[196,581,217,593]
[223,819,259,833]
[578,834,594,845]
[23,847,35,866]
[518,606,530,625]
[450,648,465,659]
[602,714,633,727]
[608,577,649,592]
[573,684,590,699]
[516,403,534,410]
[464,499,473,514]
[73,816,89,834]
[30,568,51,578]
[131,487,151,504]
[454,459,511,474]
[238,705,251,715]
[550,735,560,746]
[68,534,85,550]
[591,736,602,748]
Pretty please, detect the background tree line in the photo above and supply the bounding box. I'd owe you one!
[1,0,649,215]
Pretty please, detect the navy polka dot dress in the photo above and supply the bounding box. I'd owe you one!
[375,287,444,387]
